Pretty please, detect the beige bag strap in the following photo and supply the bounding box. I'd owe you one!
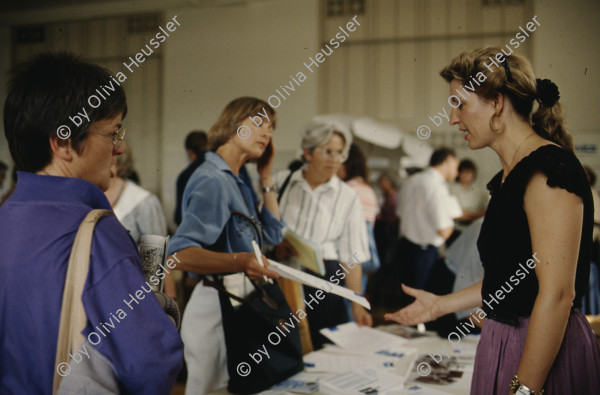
[52,209,114,395]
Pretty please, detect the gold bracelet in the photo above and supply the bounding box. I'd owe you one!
[509,375,544,395]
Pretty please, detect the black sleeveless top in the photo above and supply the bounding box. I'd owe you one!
[477,144,593,319]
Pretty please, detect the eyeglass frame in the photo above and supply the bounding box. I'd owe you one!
[312,145,348,162]
[89,127,126,151]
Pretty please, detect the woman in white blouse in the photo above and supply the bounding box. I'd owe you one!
[274,121,372,349]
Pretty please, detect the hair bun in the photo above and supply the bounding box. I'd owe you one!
[536,78,560,107]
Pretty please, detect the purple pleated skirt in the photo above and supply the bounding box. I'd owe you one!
[471,311,600,394]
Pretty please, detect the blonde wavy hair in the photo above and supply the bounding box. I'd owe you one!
[208,97,277,151]
[440,47,573,151]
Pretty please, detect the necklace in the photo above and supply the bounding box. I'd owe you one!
[502,133,535,183]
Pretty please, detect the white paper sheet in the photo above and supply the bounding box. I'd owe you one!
[303,349,398,373]
[266,259,370,309]
[318,368,406,395]
[320,322,416,358]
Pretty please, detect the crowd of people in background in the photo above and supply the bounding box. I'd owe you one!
[2,48,600,394]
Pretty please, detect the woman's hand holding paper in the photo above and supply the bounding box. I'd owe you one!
[238,252,280,281]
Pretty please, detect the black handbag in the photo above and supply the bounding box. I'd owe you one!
[204,211,304,394]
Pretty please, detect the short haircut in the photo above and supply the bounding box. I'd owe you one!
[185,130,208,157]
[343,143,369,182]
[4,52,127,172]
[458,159,476,173]
[301,120,352,160]
[429,146,456,167]
[208,97,276,152]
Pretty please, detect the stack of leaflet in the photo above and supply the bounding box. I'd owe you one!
[319,322,416,355]
[318,368,410,395]
[297,322,418,394]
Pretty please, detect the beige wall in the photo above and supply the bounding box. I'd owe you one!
[1,0,599,225]
[160,0,319,228]
[532,0,600,174]
[0,0,321,230]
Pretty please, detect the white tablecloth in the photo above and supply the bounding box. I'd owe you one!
[207,326,479,395]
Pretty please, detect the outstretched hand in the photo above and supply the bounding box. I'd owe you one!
[384,284,442,326]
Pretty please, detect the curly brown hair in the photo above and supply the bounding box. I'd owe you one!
[440,47,573,151]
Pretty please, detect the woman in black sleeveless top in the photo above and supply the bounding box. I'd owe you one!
[385,47,600,394]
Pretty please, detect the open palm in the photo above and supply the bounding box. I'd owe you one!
[384,284,441,326]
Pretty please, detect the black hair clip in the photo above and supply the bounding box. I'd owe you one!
[501,58,513,83]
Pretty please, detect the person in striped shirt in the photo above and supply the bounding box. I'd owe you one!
[274,121,372,349]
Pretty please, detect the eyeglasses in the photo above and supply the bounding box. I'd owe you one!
[313,147,347,162]
[91,127,126,151]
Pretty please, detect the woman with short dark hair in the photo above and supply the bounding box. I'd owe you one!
[0,52,183,394]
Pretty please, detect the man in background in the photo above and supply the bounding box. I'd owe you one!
[174,130,207,225]
[396,147,462,290]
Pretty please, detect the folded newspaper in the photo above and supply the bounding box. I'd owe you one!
[139,235,170,292]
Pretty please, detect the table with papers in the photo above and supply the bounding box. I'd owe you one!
[208,323,479,395]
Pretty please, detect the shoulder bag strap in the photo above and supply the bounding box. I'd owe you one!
[277,168,300,204]
[52,209,114,395]
[202,210,278,311]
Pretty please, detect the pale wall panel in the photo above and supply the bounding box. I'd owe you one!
[397,0,417,38]
[396,42,418,120]
[428,0,448,36]
[448,0,469,35]
[87,19,106,59]
[505,5,527,31]
[321,46,346,113]
[347,45,366,115]
[376,43,396,121]
[481,2,503,33]
[65,22,85,55]
[375,0,397,39]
